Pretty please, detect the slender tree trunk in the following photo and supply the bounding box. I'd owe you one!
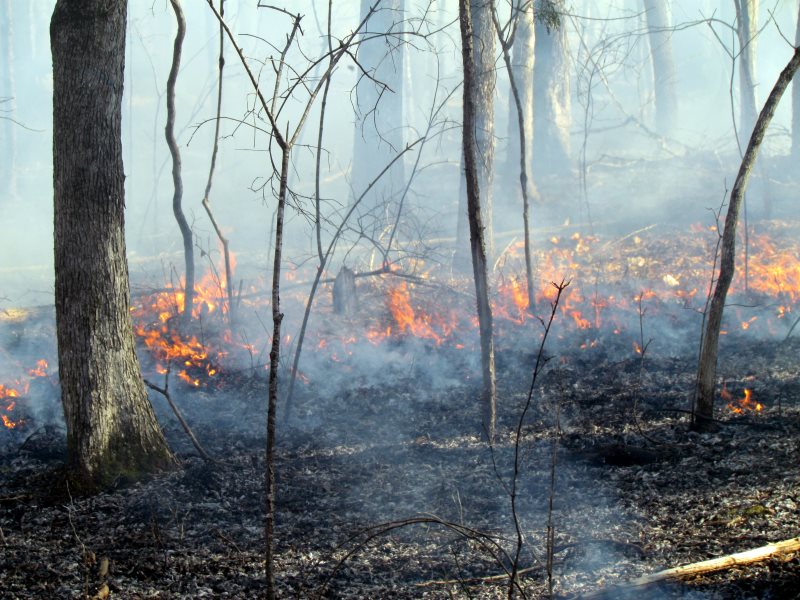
[643,0,678,135]
[504,0,536,196]
[734,0,759,144]
[166,0,195,330]
[351,0,405,219]
[533,2,571,179]
[791,4,800,162]
[694,44,800,430]
[51,0,176,492]
[455,0,498,269]
[471,0,496,258]
[497,0,536,308]
[264,146,289,600]
[459,0,497,442]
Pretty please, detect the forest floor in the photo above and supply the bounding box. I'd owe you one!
[1,324,799,599]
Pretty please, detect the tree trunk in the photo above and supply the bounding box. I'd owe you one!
[791,4,800,162]
[459,0,497,442]
[734,0,759,144]
[533,2,571,179]
[643,0,678,135]
[166,0,195,330]
[351,0,405,219]
[498,0,536,308]
[51,0,176,491]
[505,0,536,197]
[694,44,800,430]
[455,0,498,269]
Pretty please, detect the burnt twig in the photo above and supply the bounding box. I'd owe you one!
[144,366,214,463]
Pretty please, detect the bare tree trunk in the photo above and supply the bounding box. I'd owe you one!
[497,0,536,308]
[264,146,289,600]
[455,0,498,269]
[694,44,800,431]
[459,0,497,442]
[166,0,195,330]
[792,5,800,162]
[734,0,759,144]
[643,0,678,135]
[504,0,536,197]
[51,0,177,492]
[533,2,571,179]
[351,0,405,218]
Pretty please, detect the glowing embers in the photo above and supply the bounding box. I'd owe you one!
[1,359,50,429]
[721,384,763,415]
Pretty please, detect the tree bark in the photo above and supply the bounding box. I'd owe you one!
[51,0,176,492]
[459,0,497,442]
[533,2,571,179]
[165,0,195,330]
[351,0,405,219]
[455,0,498,269]
[643,0,678,135]
[694,44,800,430]
[791,5,800,162]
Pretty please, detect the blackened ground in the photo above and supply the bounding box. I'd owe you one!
[1,334,799,599]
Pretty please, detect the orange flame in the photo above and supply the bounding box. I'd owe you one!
[722,385,762,414]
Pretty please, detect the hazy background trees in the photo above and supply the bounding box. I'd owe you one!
[1,0,800,308]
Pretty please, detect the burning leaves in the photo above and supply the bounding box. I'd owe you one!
[1,359,50,430]
[119,223,800,393]
[721,385,763,415]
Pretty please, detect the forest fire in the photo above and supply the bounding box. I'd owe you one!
[722,386,763,414]
[130,263,237,387]
[1,359,51,429]
[123,223,800,391]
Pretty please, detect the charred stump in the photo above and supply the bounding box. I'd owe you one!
[333,266,358,316]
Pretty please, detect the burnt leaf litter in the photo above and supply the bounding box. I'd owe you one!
[1,310,799,598]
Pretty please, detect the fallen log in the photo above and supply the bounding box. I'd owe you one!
[583,536,800,598]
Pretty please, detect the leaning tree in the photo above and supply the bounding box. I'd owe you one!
[51,0,176,491]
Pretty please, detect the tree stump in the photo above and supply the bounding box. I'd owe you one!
[333,266,357,315]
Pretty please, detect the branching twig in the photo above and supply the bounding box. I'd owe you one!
[508,280,568,599]
[144,366,213,463]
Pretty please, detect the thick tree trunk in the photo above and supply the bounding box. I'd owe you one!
[533,3,571,179]
[51,0,176,491]
[351,0,405,219]
[694,44,800,430]
[643,0,678,135]
[735,0,759,144]
[459,0,497,442]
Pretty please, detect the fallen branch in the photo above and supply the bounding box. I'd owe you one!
[583,536,800,598]
[144,365,214,463]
